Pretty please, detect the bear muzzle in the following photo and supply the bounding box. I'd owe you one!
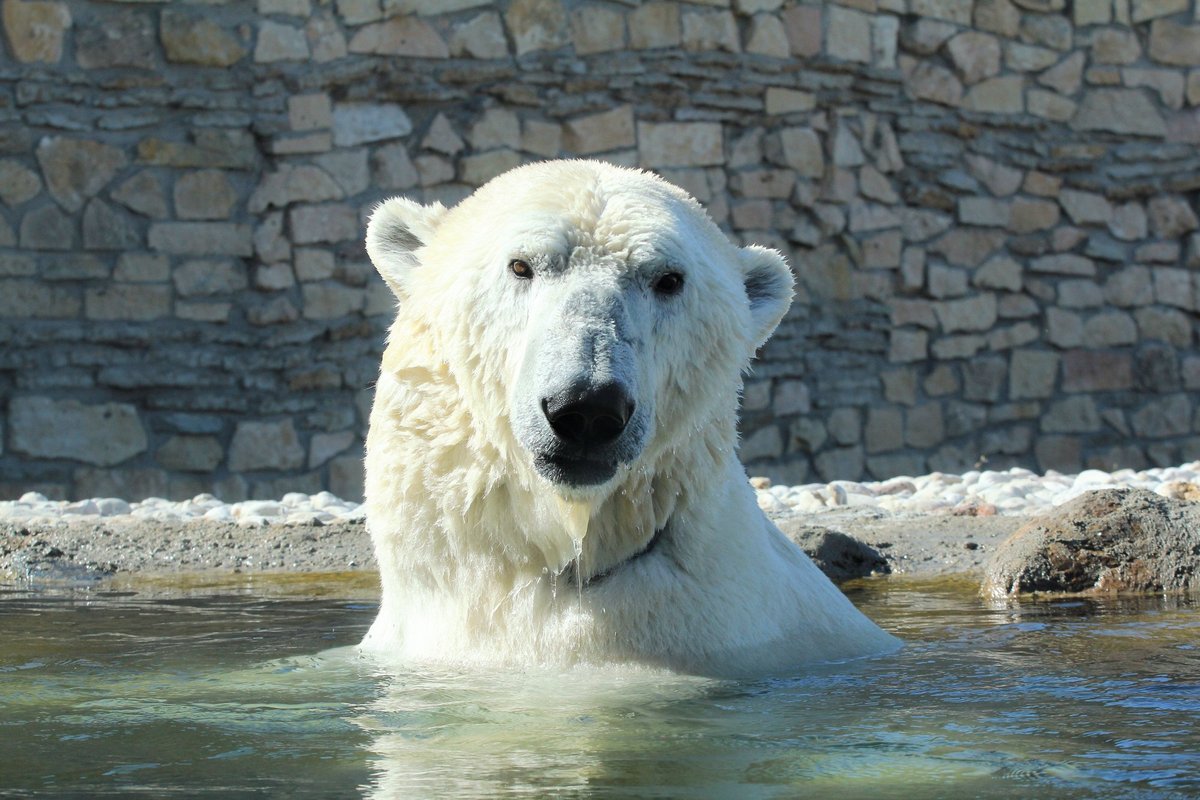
[533,379,639,487]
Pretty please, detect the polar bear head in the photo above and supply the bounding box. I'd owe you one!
[365,160,792,498]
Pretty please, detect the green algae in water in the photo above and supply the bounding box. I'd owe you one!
[1,575,1198,798]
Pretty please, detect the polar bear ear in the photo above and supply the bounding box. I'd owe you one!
[739,245,794,348]
[365,197,448,298]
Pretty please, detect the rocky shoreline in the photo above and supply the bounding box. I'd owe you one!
[5,462,1200,596]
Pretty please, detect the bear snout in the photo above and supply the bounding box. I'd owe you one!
[541,380,635,449]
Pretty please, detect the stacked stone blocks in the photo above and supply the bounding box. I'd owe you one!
[0,0,1199,498]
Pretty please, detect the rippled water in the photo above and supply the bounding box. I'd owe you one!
[1,574,1197,799]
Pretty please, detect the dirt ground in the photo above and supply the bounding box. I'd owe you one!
[0,508,1027,593]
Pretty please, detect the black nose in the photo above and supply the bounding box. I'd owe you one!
[542,382,635,448]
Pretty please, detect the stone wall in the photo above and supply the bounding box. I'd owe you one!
[1,0,1199,500]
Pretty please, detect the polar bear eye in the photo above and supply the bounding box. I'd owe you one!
[652,272,685,296]
[509,259,533,279]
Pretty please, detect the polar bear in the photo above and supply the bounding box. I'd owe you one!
[361,159,899,677]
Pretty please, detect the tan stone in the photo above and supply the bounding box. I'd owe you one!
[682,8,739,52]
[947,31,1001,84]
[1108,201,1148,241]
[1188,70,1200,106]
[228,419,304,472]
[1132,0,1188,23]
[468,108,520,151]
[449,11,508,58]
[255,20,308,62]
[780,4,820,57]
[1023,171,1062,197]
[570,5,624,55]
[764,87,815,115]
[349,15,449,57]
[913,0,973,24]
[36,137,127,213]
[307,13,347,62]
[1038,51,1085,94]
[963,75,1024,113]
[1150,20,1200,67]
[301,282,364,320]
[1009,197,1061,232]
[1148,195,1200,237]
[638,122,722,167]
[1089,28,1141,64]
[1074,0,1112,25]
[564,106,634,154]
[778,127,824,177]
[0,159,40,206]
[175,169,237,220]
[522,119,562,158]
[2,0,69,63]
[905,59,963,106]
[10,397,147,467]
[1028,89,1077,121]
[959,197,1011,227]
[161,9,246,66]
[974,0,1021,36]
[1021,14,1072,51]
[746,13,789,57]
[289,204,360,244]
[1071,88,1167,136]
[973,255,1023,290]
[1010,350,1059,400]
[965,154,1023,196]
[1006,42,1058,72]
[826,5,871,63]
[460,148,522,186]
[1124,67,1185,109]
[1059,188,1111,224]
[629,2,681,50]
[506,0,568,55]
[288,93,332,131]
[85,284,170,322]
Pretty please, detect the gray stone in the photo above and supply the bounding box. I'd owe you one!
[826,5,871,63]
[865,407,904,453]
[935,293,998,333]
[1132,394,1192,438]
[289,204,359,244]
[82,199,139,251]
[173,259,248,297]
[36,137,127,213]
[814,446,864,481]
[906,402,944,448]
[157,436,223,472]
[1030,253,1095,276]
[372,144,419,190]
[923,364,960,396]
[0,159,41,206]
[681,9,739,53]
[629,2,682,50]
[148,222,253,257]
[19,203,76,250]
[85,283,169,321]
[302,283,365,319]
[1135,307,1193,347]
[1010,350,1059,399]
[333,103,413,148]
[564,106,635,154]
[905,61,964,107]
[973,256,1022,291]
[963,357,1007,401]
[1042,396,1101,433]
[773,379,810,415]
[10,396,146,467]
[740,426,783,461]
[1038,51,1085,94]
[228,419,304,472]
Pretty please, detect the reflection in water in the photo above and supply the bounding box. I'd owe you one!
[0,577,1197,798]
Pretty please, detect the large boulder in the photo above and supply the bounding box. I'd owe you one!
[982,488,1200,598]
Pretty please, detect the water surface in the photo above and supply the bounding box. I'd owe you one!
[1,574,1197,798]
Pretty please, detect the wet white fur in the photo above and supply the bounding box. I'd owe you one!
[361,160,899,677]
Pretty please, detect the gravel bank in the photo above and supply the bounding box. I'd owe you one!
[5,462,1200,591]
